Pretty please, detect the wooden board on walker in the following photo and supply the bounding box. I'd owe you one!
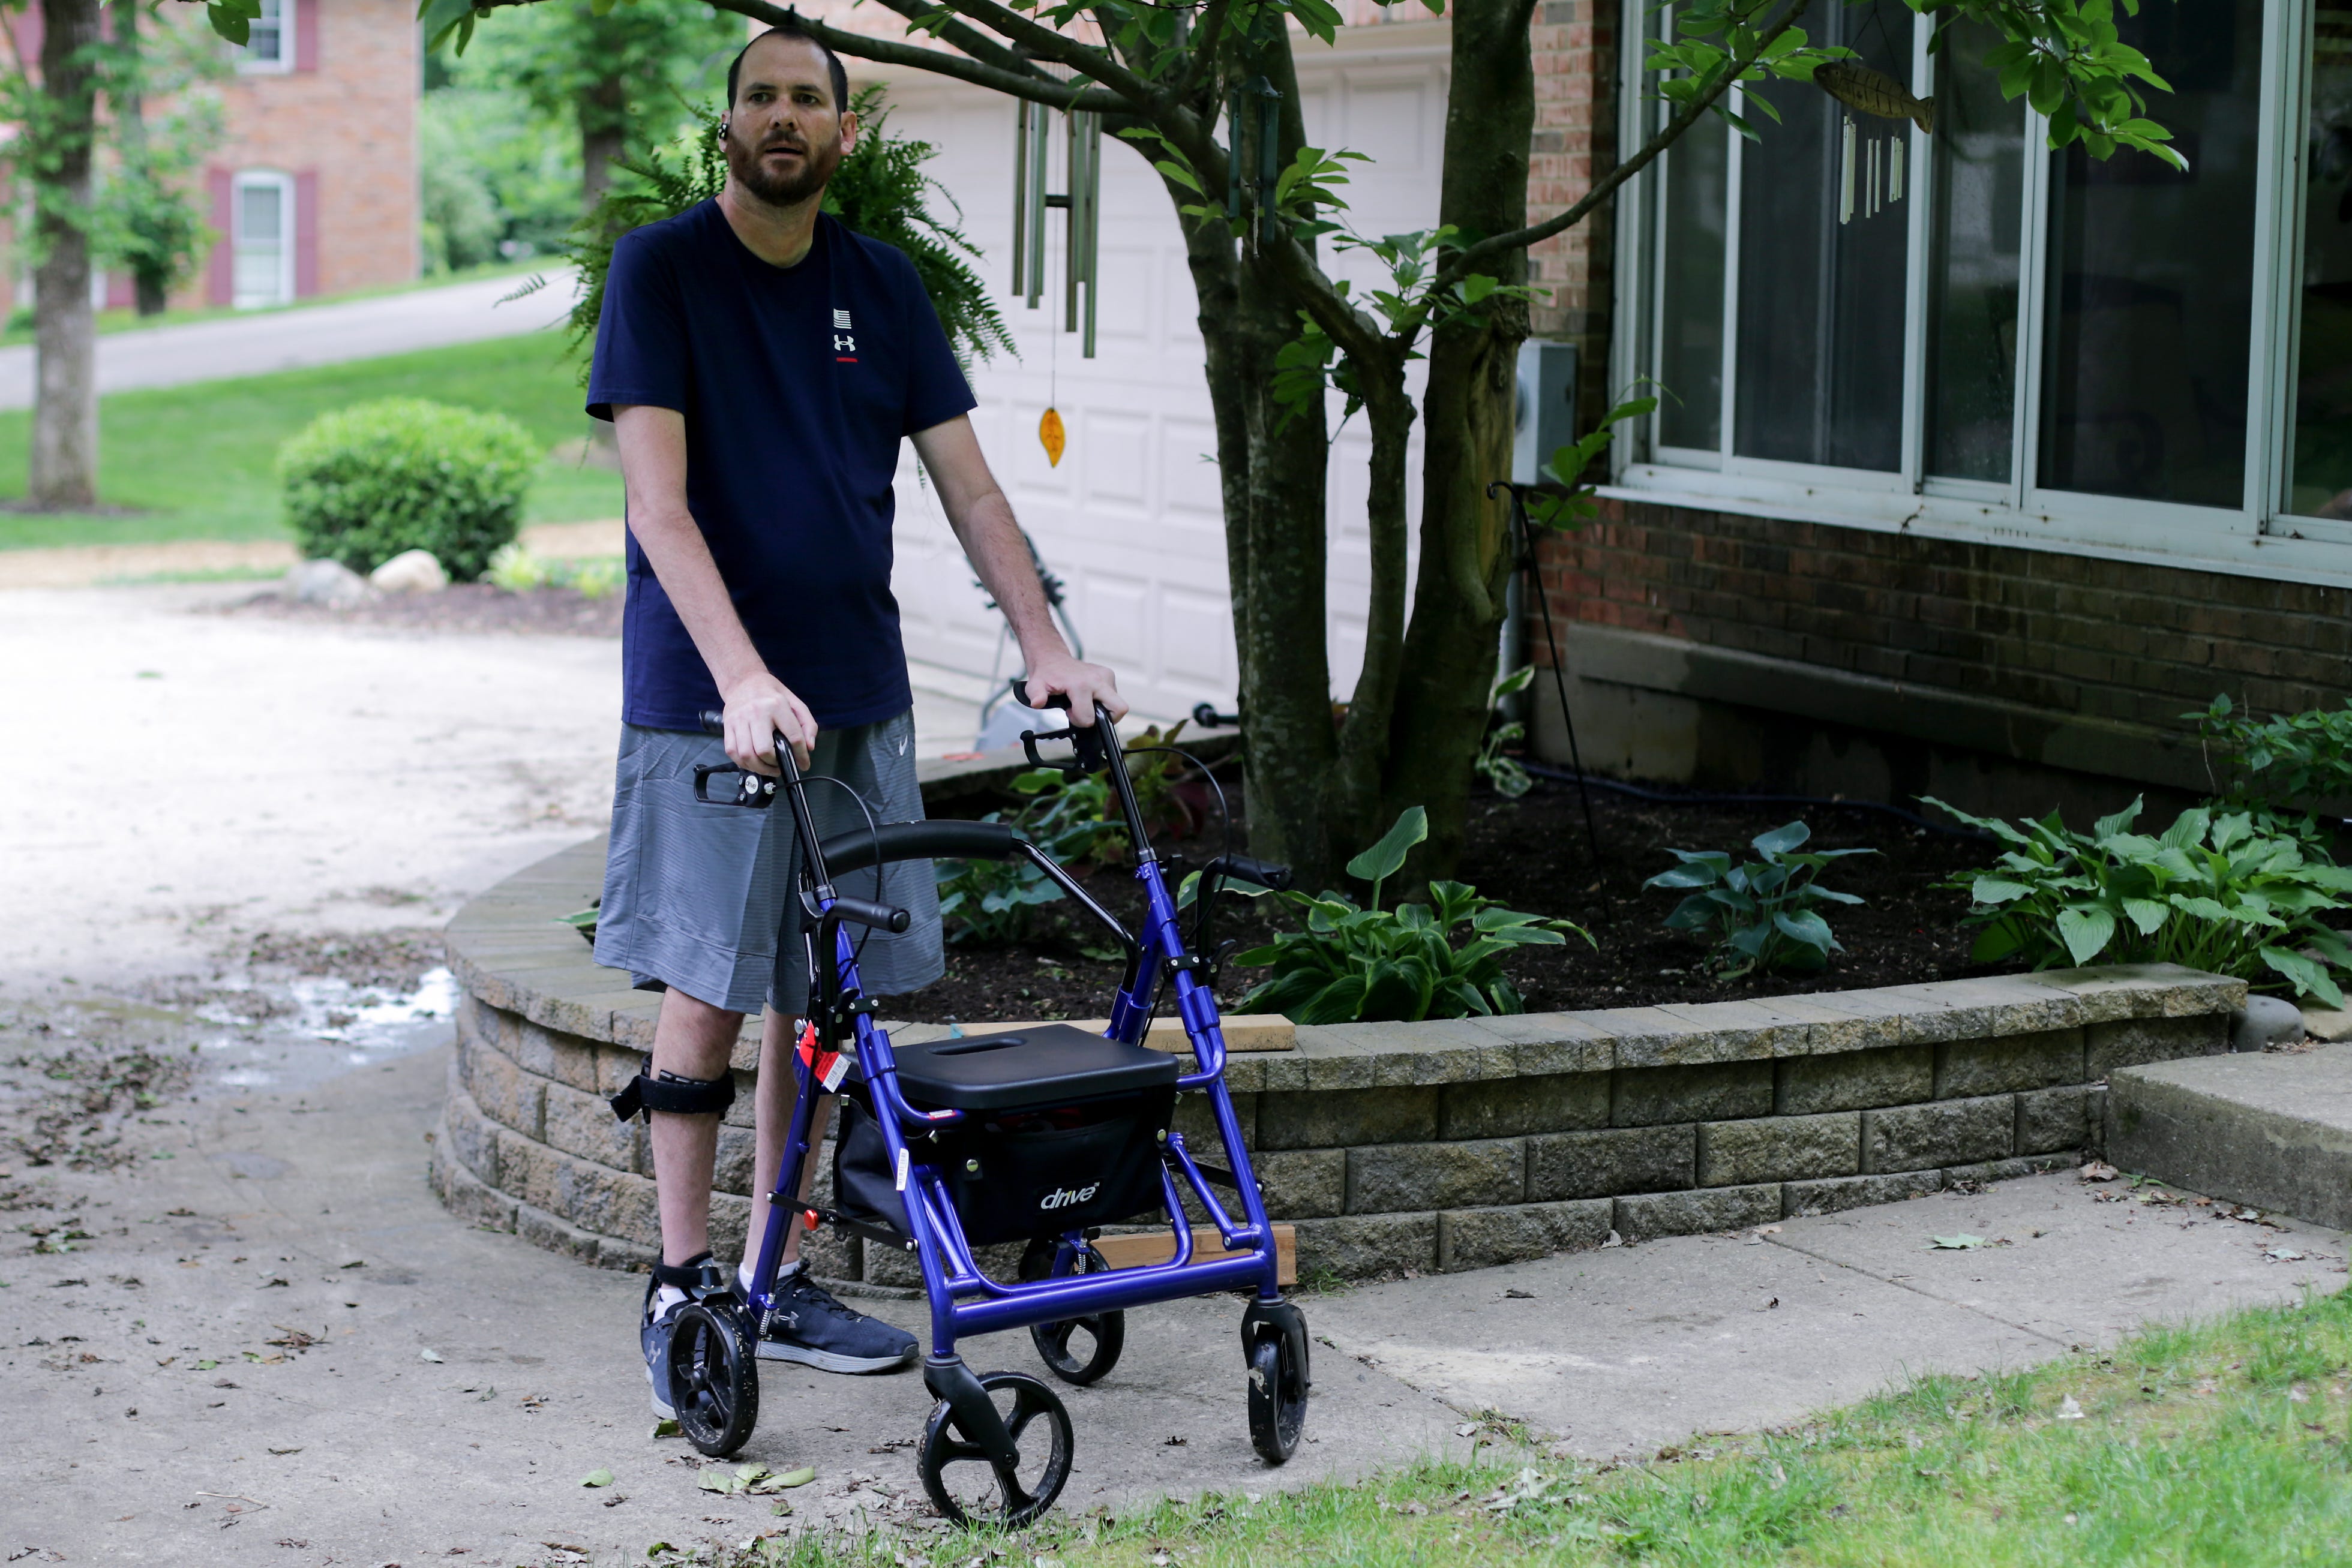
[988,1014,1296,1053]
[1092,1224,1297,1285]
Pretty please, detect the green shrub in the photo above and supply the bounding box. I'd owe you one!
[1233,806,1587,1024]
[1645,819,1872,978]
[278,398,539,580]
[2190,693,2352,828]
[1928,795,2352,1005]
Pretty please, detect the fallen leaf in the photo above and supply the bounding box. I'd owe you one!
[650,1418,680,1439]
[192,1359,217,1370]
[1455,1422,1478,1437]
[696,1472,736,1495]
[775,1466,815,1488]
[266,1447,301,1456]
[1502,1288,1534,1300]
[1928,1234,1985,1251]
[2057,1395,2085,1420]
[419,1348,444,1363]
[580,1470,614,1488]
[2267,1246,2307,1263]
[1600,1229,1624,1249]
[2078,1161,2119,1182]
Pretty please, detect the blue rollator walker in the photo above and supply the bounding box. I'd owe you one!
[668,684,1309,1527]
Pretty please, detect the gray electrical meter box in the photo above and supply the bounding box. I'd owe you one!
[1510,339,1580,486]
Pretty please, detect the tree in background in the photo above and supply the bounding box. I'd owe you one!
[10,0,103,508]
[458,0,741,217]
[410,0,2178,886]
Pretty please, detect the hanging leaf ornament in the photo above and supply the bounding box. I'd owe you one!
[1039,407,1067,468]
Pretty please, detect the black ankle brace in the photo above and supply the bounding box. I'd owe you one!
[652,1251,727,1297]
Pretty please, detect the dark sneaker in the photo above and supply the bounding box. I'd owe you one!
[641,1276,684,1419]
[642,1251,731,1419]
[756,1269,917,1374]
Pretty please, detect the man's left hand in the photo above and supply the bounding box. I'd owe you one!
[1024,651,1129,727]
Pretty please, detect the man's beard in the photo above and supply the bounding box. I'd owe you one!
[725,121,842,206]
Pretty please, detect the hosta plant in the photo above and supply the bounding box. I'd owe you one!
[1645,820,1872,978]
[1926,796,2352,1007]
[1234,806,1589,1025]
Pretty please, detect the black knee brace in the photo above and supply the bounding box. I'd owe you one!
[608,1056,737,1124]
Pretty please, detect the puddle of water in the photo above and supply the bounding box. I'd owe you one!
[194,965,458,1092]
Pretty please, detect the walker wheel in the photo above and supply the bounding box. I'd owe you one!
[1020,1239,1126,1386]
[668,1298,760,1458]
[916,1369,1073,1528]
[1246,1333,1306,1464]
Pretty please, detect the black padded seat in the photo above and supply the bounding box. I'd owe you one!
[890,1023,1178,1112]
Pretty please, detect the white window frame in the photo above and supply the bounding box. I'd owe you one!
[236,0,292,74]
[230,170,296,310]
[1607,0,2352,591]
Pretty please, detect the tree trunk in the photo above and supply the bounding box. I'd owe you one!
[581,75,627,215]
[31,0,102,509]
[1384,0,1538,876]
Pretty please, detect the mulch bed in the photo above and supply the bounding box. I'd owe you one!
[222,581,625,636]
[889,776,1999,1025]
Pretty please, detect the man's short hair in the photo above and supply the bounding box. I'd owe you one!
[727,22,850,116]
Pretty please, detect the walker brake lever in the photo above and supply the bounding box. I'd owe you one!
[1011,679,1109,773]
[692,762,779,810]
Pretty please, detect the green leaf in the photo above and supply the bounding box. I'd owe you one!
[580,1469,614,1488]
[2056,905,2118,966]
[2260,947,2344,1008]
[1928,1234,1985,1251]
[1346,806,1430,888]
[1751,820,1811,858]
[2121,897,2170,936]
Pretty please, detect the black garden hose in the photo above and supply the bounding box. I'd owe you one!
[1516,761,1994,843]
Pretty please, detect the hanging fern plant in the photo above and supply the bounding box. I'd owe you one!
[537,87,1014,384]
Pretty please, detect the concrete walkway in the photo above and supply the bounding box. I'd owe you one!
[2,1035,2339,1567]
[0,270,577,411]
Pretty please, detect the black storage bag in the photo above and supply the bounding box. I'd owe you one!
[832,1087,1175,1249]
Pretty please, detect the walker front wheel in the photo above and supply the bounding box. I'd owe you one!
[668,1298,760,1458]
[1246,1333,1306,1464]
[916,1369,1073,1528]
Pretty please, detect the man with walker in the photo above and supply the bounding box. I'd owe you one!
[586,20,1125,1412]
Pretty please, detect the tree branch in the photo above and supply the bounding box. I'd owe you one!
[1418,0,1803,313]
[915,0,1162,107]
[853,0,1055,86]
[1172,0,1233,103]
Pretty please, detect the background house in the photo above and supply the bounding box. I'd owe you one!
[189,0,419,309]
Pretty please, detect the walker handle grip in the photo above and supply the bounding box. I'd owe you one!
[829,896,912,934]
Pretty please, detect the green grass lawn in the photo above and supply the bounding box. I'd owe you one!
[702,1283,2352,1567]
[0,329,619,552]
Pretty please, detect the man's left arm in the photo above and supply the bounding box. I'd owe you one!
[909,415,1128,726]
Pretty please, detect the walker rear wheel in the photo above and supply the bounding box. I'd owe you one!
[668,1298,760,1458]
[1021,1239,1126,1386]
[916,1369,1073,1528]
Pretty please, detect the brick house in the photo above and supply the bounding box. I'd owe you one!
[186,0,419,309]
[8,0,419,311]
[1530,0,2352,820]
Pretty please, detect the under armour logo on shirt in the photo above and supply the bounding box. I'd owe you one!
[833,334,856,353]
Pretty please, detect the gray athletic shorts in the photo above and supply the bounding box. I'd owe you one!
[592,712,946,1016]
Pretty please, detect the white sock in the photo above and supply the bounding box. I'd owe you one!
[654,1284,687,1314]
[742,1257,803,1294]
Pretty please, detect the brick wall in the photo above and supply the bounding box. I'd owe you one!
[1532,502,2352,753]
[182,0,418,305]
[1528,0,1615,425]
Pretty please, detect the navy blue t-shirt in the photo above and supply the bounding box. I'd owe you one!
[586,202,976,731]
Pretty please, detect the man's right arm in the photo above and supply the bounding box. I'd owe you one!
[611,403,815,772]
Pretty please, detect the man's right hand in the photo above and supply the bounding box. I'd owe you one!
[722,673,817,776]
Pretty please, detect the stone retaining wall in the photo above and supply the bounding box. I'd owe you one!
[431,836,2246,1281]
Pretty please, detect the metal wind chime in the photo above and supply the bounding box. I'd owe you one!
[1012,98,1101,467]
[1813,61,1936,225]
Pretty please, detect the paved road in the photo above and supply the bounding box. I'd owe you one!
[0,269,579,410]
